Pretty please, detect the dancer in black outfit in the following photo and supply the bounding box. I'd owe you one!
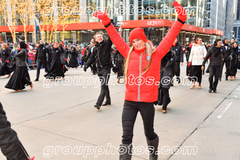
[68,46,79,69]
[84,32,112,110]
[229,42,238,80]
[0,102,35,160]
[34,40,48,81]
[44,43,65,80]
[202,39,225,93]
[155,50,175,113]
[5,42,33,92]
[0,43,12,78]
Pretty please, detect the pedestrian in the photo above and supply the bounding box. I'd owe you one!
[84,32,113,110]
[44,43,65,80]
[230,38,235,46]
[5,41,33,92]
[202,39,225,93]
[68,46,79,69]
[155,50,175,113]
[184,41,191,76]
[59,44,68,73]
[45,42,52,72]
[92,1,186,159]
[229,42,238,80]
[34,40,48,81]
[170,38,183,84]
[85,39,97,75]
[0,43,12,78]
[220,39,232,81]
[188,37,207,89]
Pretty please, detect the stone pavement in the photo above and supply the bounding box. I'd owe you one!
[0,64,239,160]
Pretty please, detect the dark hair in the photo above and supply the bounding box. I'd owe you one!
[222,38,228,44]
[19,35,25,40]
[214,39,221,46]
[196,37,202,41]
[233,42,238,48]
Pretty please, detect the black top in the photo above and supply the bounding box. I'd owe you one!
[202,46,225,67]
[85,38,113,68]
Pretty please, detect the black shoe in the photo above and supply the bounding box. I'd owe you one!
[94,104,101,110]
[208,89,212,93]
[119,144,132,160]
[34,79,39,82]
[146,136,159,160]
[102,102,111,106]
[213,89,217,93]
[178,78,181,84]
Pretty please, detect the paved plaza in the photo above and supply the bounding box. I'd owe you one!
[0,64,240,160]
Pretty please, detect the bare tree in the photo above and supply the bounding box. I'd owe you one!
[0,0,18,43]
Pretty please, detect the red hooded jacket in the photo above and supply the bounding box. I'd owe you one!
[106,20,184,102]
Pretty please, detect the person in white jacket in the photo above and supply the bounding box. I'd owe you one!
[188,37,207,89]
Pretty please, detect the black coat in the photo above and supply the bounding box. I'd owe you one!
[85,38,113,68]
[223,44,232,62]
[202,46,225,67]
[51,48,61,63]
[0,49,10,67]
[185,45,191,62]
[170,42,183,63]
[45,44,52,63]
[68,49,79,67]
[160,51,176,89]
[230,47,239,70]
[45,48,65,78]
[85,45,95,62]
[35,44,47,62]
[15,49,28,67]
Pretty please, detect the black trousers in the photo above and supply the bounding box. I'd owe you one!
[209,66,221,91]
[0,103,30,160]
[122,100,157,144]
[117,61,124,79]
[36,60,47,80]
[90,62,97,74]
[175,62,180,77]
[158,87,170,110]
[96,65,111,105]
[219,61,230,79]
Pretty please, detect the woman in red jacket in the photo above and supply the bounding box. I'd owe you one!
[93,1,187,160]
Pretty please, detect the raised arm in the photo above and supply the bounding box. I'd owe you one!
[156,1,187,59]
[93,11,130,58]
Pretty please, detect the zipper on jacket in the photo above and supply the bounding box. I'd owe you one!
[138,53,142,102]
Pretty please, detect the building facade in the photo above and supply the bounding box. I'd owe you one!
[207,0,237,42]
[233,0,240,41]
[0,0,224,44]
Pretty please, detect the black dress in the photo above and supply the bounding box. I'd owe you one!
[68,50,79,68]
[44,48,65,79]
[229,47,238,76]
[0,49,12,76]
[5,49,32,91]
